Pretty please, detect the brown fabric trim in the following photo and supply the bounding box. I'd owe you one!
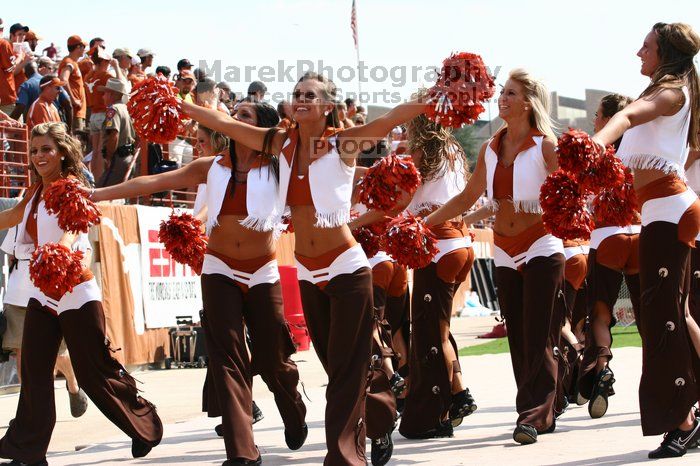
[493,221,547,257]
[596,234,640,273]
[636,175,685,206]
[564,253,587,290]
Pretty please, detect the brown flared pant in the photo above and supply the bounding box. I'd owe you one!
[299,267,375,466]
[496,254,565,431]
[200,274,306,461]
[0,299,163,464]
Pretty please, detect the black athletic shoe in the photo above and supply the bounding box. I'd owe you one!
[588,367,615,419]
[555,397,569,419]
[390,373,407,398]
[215,423,224,437]
[252,401,264,424]
[513,424,538,445]
[285,423,308,450]
[648,420,700,459]
[401,420,454,439]
[690,408,700,449]
[370,433,394,466]
[539,419,556,435]
[222,456,262,466]
[449,389,478,427]
[132,438,153,458]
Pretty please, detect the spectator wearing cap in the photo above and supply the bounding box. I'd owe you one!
[0,19,19,114]
[247,80,267,101]
[78,38,103,79]
[98,78,135,186]
[155,65,171,79]
[127,56,146,88]
[196,78,229,114]
[11,58,73,126]
[137,49,154,73]
[84,47,116,173]
[42,42,57,59]
[8,24,32,90]
[26,75,65,130]
[176,58,193,76]
[111,48,133,92]
[58,35,88,131]
[25,30,42,53]
[174,69,196,104]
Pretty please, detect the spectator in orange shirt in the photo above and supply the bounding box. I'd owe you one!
[8,24,32,88]
[84,47,116,178]
[27,75,65,130]
[59,35,88,132]
[127,56,146,88]
[0,19,18,115]
[78,38,105,78]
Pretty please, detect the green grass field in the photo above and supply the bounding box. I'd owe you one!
[459,325,641,357]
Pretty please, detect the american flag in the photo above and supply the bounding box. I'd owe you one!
[351,0,359,50]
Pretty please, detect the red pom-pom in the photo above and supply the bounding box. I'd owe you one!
[158,212,208,274]
[42,178,101,233]
[352,220,389,258]
[540,170,594,240]
[29,243,85,298]
[592,168,638,226]
[579,145,626,194]
[426,52,496,128]
[357,153,421,211]
[384,213,438,269]
[556,128,600,176]
[127,76,185,144]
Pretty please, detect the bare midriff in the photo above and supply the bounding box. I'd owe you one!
[207,216,275,260]
[633,168,671,191]
[290,205,357,257]
[492,200,543,237]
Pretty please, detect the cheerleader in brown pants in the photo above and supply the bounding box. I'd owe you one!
[427,69,563,445]
[93,101,307,466]
[578,93,640,419]
[182,72,425,466]
[591,22,700,458]
[0,123,162,465]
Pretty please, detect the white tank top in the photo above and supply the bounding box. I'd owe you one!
[617,86,691,178]
[407,147,467,215]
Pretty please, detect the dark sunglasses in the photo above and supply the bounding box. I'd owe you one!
[292,90,319,101]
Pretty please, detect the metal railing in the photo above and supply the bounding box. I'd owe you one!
[0,123,31,198]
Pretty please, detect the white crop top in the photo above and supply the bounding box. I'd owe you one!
[407,147,467,215]
[484,130,548,213]
[617,86,691,178]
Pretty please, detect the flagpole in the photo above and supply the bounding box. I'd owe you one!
[351,0,362,101]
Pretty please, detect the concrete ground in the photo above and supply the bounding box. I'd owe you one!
[0,316,697,465]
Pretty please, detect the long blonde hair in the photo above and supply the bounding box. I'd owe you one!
[30,122,89,186]
[406,90,468,182]
[501,68,557,140]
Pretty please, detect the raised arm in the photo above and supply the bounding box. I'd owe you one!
[180,101,285,154]
[542,137,558,173]
[462,205,494,226]
[592,88,684,149]
[425,143,487,227]
[92,156,212,202]
[338,97,425,159]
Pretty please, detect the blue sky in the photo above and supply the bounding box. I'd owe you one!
[3,0,698,110]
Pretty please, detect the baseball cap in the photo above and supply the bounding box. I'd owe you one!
[137,48,154,58]
[97,78,129,95]
[25,30,42,41]
[112,48,132,58]
[40,75,67,88]
[9,23,29,35]
[177,58,193,70]
[179,69,196,81]
[67,35,86,47]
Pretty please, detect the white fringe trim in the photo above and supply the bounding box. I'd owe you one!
[409,201,443,216]
[314,208,351,228]
[239,215,277,232]
[620,154,685,179]
[484,199,500,212]
[512,200,542,214]
[205,218,219,236]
